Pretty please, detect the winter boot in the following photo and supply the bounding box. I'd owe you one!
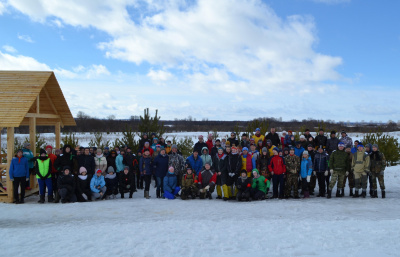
[38,195,45,204]
[207,192,212,200]
[381,190,386,198]
[340,189,344,197]
[369,189,373,197]
[145,191,150,199]
[350,188,354,197]
[353,190,359,198]
[129,193,133,198]
[121,193,125,199]
[361,190,366,198]
[156,190,160,198]
[54,192,60,203]
[303,191,310,198]
[161,193,165,199]
[48,194,54,203]
[223,197,228,201]
[336,189,340,197]
[327,189,332,199]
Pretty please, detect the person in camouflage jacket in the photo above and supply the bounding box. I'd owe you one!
[168,145,185,187]
[180,166,199,200]
[327,142,350,198]
[284,147,300,199]
[351,144,370,198]
[342,146,355,196]
[369,144,386,198]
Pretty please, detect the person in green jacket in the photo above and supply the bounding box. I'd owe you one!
[35,149,53,203]
[251,169,270,200]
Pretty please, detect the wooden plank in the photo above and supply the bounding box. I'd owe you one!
[43,87,64,127]
[29,117,36,189]
[6,127,14,202]
[55,122,60,149]
[25,113,60,119]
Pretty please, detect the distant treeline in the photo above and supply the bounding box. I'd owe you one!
[5,116,398,134]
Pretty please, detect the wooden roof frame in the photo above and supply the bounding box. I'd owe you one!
[0,71,76,128]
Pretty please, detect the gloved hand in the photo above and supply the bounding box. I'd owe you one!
[313,171,316,176]
[204,185,210,191]
[199,189,205,193]
[380,171,384,176]
[26,178,29,181]
[306,176,311,183]
[329,169,333,175]
[271,171,274,176]
[345,171,349,176]
[324,171,328,177]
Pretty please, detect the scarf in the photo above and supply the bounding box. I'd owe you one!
[78,175,88,180]
[218,153,224,159]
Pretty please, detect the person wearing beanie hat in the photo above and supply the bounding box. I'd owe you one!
[240,146,256,178]
[327,141,350,199]
[163,167,181,199]
[76,166,92,202]
[268,147,286,199]
[213,146,227,200]
[90,169,107,200]
[165,140,172,154]
[193,135,207,156]
[34,149,53,203]
[258,146,270,179]
[150,138,159,152]
[351,142,370,199]
[251,169,270,200]
[119,166,135,198]
[22,141,34,191]
[55,166,77,203]
[153,147,170,198]
[282,147,290,157]
[252,128,265,148]
[180,166,199,200]
[223,145,242,200]
[284,147,301,199]
[236,170,252,201]
[104,166,118,199]
[314,129,327,151]
[369,144,386,198]
[313,146,329,197]
[300,151,313,198]
[186,149,203,176]
[206,134,214,153]
[197,162,217,199]
[326,131,340,155]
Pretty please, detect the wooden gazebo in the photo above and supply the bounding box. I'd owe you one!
[0,71,76,203]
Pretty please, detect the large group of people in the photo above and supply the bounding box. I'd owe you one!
[7,128,387,204]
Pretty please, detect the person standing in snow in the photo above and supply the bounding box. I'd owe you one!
[342,146,355,196]
[327,142,350,199]
[340,130,353,149]
[9,149,29,204]
[200,147,213,167]
[193,135,208,155]
[140,149,153,199]
[313,147,329,197]
[186,149,203,176]
[300,151,313,198]
[351,144,370,198]
[265,127,281,148]
[223,146,242,200]
[284,147,301,199]
[35,149,53,203]
[369,144,386,198]
[153,148,169,198]
[268,147,286,199]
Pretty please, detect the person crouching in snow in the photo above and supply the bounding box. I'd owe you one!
[57,166,77,203]
[236,170,252,201]
[198,162,217,199]
[300,151,313,198]
[119,166,135,198]
[251,169,270,200]
[35,149,53,203]
[76,167,92,202]
[91,169,107,200]
[105,166,118,199]
[181,166,199,200]
[163,167,181,199]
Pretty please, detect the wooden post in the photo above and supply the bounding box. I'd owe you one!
[0,127,2,151]
[55,122,61,150]
[6,127,14,202]
[29,117,36,189]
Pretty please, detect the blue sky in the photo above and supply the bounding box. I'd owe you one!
[0,0,399,122]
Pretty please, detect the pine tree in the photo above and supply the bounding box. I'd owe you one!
[138,108,166,138]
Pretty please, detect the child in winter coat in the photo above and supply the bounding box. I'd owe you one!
[236,170,252,201]
[57,166,77,203]
[163,167,181,199]
[313,147,329,197]
[91,169,107,200]
[251,169,270,200]
[180,166,199,200]
[105,166,118,199]
[197,163,217,199]
[119,166,135,198]
[300,151,313,198]
[76,167,92,202]
[35,149,53,203]
[200,147,213,167]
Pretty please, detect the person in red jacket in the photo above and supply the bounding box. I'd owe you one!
[46,145,58,199]
[197,162,217,199]
[268,147,286,199]
[141,142,154,156]
[206,134,214,153]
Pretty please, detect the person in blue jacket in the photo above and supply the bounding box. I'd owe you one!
[153,148,169,198]
[163,167,180,199]
[91,169,107,200]
[186,149,203,176]
[22,142,34,190]
[294,142,305,158]
[9,149,29,204]
[313,146,329,197]
[300,151,313,198]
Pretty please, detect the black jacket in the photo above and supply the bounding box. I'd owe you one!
[314,135,328,149]
[265,133,280,147]
[78,154,96,175]
[57,172,76,194]
[236,177,252,193]
[119,171,135,192]
[193,141,208,155]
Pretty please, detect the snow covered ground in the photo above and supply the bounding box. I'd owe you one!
[1,166,399,257]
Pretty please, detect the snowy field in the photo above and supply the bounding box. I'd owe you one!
[2,131,400,149]
[1,166,399,257]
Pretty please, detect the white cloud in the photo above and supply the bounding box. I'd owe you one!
[147,69,173,82]
[0,50,50,70]
[2,45,17,53]
[17,34,34,43]
[0,1,6,15]
[55,64,110,79]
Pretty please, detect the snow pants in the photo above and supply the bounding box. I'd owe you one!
[164,187,180,199]
[354,172,368,190]
[92,186,107,200]
[284,173,299,197]
[59,188,77,202]
[371,171,385,190]
[329,170,345,190]
[222,184,237,198]
[343,170,355,189]
[316,172,329,195]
